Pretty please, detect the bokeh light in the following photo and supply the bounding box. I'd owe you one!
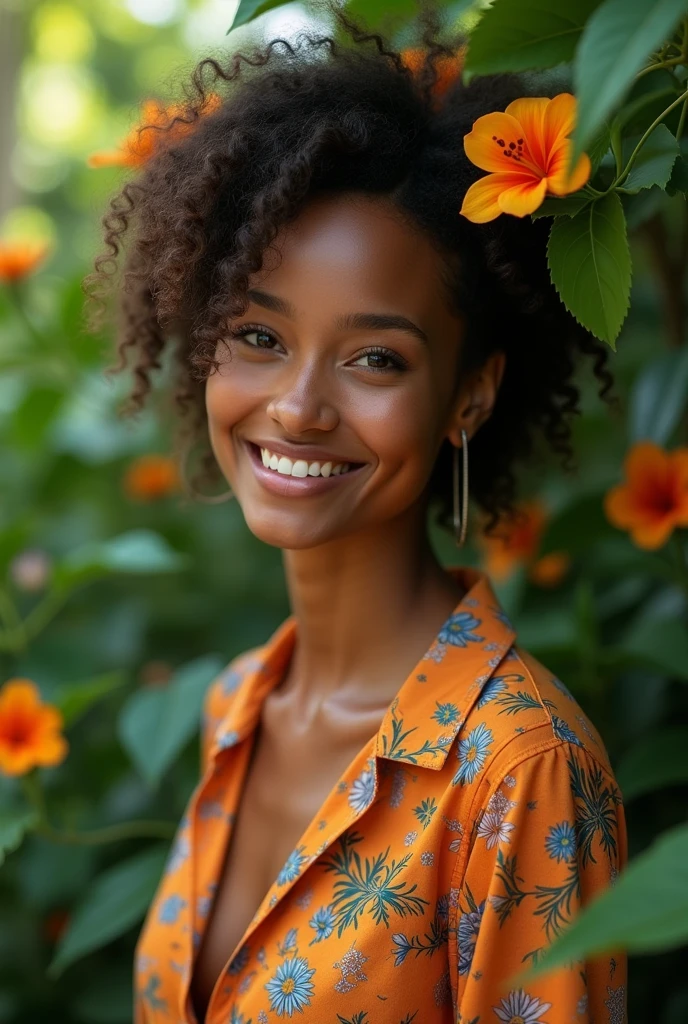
[19,63,107,151]
[31,3,96,63]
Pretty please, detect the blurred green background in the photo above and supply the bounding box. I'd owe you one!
[0,0,687,1021]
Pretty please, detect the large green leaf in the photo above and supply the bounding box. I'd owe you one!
[53,530,188,592]
[616,727,688,801]
[572,0,688,161]
[11,385,66,450]
[622,123,680,192]
[0,808,38,868]
[629,345,688,445]
[118,654,225,788]
[531,192,591,219]
[615,617,688,682]
[512,821,688,984]
[48,844,168,977]
[55,672,128,728]
[547,192,631,347]
[229,0,292,31]
[463,0,601,81]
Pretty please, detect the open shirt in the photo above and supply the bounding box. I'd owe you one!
[134,564,628,1023]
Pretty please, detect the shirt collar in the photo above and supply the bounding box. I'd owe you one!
[209,564,517,770]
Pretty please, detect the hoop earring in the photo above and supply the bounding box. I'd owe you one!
[453,429,469,548]
[178,437,234,505]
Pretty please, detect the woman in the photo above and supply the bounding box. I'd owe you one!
[87,4,627,1022]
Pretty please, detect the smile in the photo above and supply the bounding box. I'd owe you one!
[244,441,367,497]
[259,444,355,477]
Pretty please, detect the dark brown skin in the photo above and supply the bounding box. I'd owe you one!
[191,193,505,1021]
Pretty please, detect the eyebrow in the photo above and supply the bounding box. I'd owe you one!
[246,288,428,346]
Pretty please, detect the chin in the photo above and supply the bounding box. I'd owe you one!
[242,510,334,551]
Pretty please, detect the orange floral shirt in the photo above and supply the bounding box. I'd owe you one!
[134,565,628,1024]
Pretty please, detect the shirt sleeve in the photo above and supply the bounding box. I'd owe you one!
[449,740,628,1024]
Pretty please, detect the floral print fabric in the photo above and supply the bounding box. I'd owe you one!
[134,565,628,1024]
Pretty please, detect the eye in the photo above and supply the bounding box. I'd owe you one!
[351,346,409,373]
[230,324,283,351]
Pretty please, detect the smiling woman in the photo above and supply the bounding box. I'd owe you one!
[83,2,627,1023]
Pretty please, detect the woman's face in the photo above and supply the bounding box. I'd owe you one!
[205,192,502,550]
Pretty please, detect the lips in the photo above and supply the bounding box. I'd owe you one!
[243,440,366,496]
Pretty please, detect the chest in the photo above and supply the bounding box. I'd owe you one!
[190,709,385,1023]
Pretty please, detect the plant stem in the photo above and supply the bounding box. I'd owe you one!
[677,95,688,141]
[36,818,177,845]
[614,88,688,188]
[21,771,176,845]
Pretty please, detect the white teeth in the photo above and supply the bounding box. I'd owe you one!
[259,447,349,478]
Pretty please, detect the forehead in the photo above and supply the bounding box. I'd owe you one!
[252,193,454,325]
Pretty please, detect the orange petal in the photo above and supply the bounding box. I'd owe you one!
[630,515,676,551]
[464,111,538,175]
[34,733,69,768]
[542,93,578,155]
[34,704,64,735]
[604,486,638,528]
[460,172,526,223]
[504,97,550,170]
[546,140,591,194]
[498,176,548,217]
[0,679,42,715]
[625,442,671,493]
[0,738,42,776]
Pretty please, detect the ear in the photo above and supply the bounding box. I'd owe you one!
[445,350,506,447]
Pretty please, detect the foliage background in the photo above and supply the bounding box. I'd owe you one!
[0,0,687,1021]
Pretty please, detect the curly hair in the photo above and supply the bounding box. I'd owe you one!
[84,0,618,538]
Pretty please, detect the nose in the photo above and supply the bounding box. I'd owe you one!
[266,358,339,435]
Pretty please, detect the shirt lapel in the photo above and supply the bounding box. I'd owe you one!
[191,563,517,1008]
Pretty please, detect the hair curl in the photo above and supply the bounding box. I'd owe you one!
[84,0,619,538]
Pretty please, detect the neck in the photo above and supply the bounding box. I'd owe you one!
[279,503,466,708]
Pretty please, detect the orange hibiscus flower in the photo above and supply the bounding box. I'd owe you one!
[0,679,68,777]
[604,441,688,550]
[400,47,465,100]
[0,240,51,284]
[478,499,570,587]
[459,93,591,223]
[124,454,181,501]
[88,92,222,168]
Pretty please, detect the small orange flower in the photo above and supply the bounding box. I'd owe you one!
[0,679,68,777]
[478,500,570,587]
[123,454,181,501]
[88,92,222,168]
[604,441,688,550]
[0,240,51,284]
[400,47,465,99]
[459,93,591,223]
[139,660,174,687]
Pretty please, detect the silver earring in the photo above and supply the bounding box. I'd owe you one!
[453,429,469,547]
[179,436,234,505]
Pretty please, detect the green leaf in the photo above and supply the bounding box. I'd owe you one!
[630,345,688,445]
[572,0,688,162]
[346,0,419,27]
[48,845,168,977]
[623,123,680,191]
[531,191,591,219]
[463,0,601,81]
[228,0,291,31]
[546,192,631,347]
[538,491,617,555]
[668,153,688,192]
[53,530,188,592]
[118,654,225,788]
[616,727,688,801]
[616,617,688,682]
[54,672,128,728]
[11,386,66,450]
[513,821,688,984]
[0,807,38,868]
